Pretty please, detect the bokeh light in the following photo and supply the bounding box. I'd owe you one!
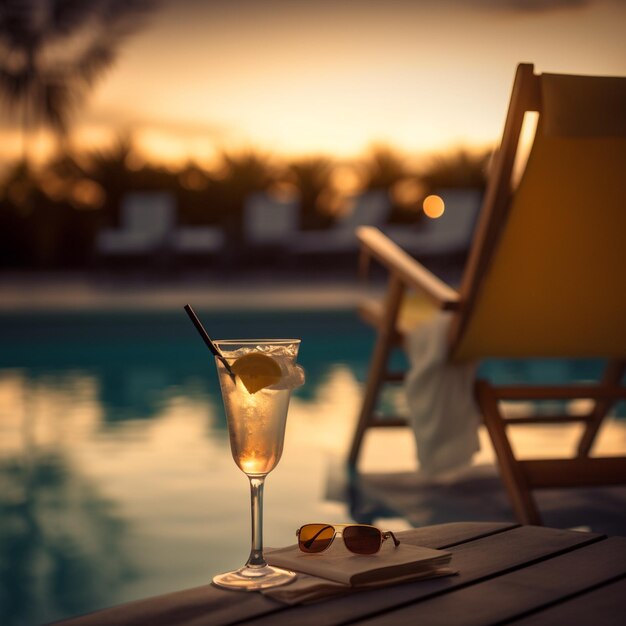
[391,178,424,208]
[423,194,445,219]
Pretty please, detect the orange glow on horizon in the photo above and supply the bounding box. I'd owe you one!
[0,2,624,169]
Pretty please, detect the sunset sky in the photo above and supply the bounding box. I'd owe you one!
[2,0,625,166]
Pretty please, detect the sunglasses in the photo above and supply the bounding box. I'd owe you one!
[296,523,400,555]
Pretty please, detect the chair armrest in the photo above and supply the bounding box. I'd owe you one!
[357,226,460,310]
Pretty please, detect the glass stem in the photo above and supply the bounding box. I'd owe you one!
[246,476,267,568]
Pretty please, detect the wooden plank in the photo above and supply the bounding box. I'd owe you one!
[350,537,626,626]
[449,63,539,354]
[384,371,406,382]
[53,582,282,626]
[399,521,518,549]
[578,359,626,456]
[477,380,541,525]
[509,576,626,626]
[349,274,405,467]
[239,525,601,626]
[504,414,594,424]
[356,299,408,342]
[356,227,460,309]
[521,458,626,488]
[368,415,409,428]
[52,523,513,626]
[493,385,626,400]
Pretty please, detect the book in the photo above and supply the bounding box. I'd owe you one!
[265,541,451,587]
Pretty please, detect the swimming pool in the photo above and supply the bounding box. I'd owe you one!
[0,309,613,624]
[0,309,383,625]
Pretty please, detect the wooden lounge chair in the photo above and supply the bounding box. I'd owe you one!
[381,188,482,259]
[288,189,391,256]
[96,191,176,258]
[243,191,299,249]
[349,63,626,525]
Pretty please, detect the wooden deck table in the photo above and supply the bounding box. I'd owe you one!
[54,522,626,626]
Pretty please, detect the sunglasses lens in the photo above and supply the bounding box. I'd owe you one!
[343,525,382,554]
[298,524,335,553]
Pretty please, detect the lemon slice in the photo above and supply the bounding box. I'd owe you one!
[231,352,282,394]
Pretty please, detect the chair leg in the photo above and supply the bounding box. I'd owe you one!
[348,276,405,469]
[577,359,626,457]
[475,380,542,525]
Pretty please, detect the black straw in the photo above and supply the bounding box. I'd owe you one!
[183,304,234,376]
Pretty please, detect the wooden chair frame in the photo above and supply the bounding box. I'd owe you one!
[349,64,626,525]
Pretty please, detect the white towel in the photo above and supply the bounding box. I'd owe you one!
[404,312,481,478]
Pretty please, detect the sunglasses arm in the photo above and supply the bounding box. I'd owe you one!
[383,530,401,547]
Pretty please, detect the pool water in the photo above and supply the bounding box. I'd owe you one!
[0,309,615,625]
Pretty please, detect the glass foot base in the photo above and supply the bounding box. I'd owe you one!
[212,564,296,591]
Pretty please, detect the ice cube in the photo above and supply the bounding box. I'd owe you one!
[268,363,305,390]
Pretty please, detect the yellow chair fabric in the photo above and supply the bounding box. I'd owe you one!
[454,73,626,360]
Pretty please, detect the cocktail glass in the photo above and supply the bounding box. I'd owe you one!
[212,339,303,590]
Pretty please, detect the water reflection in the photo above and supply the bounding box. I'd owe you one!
[0,310,373,624]
[0,425,134,625]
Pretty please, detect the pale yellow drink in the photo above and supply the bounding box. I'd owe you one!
[217,360,292,476]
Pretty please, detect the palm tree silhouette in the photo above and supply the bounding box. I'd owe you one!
[0,0,154,164]
[361,145,408,191]
[285,157,335,229]
[420,148,490,193]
